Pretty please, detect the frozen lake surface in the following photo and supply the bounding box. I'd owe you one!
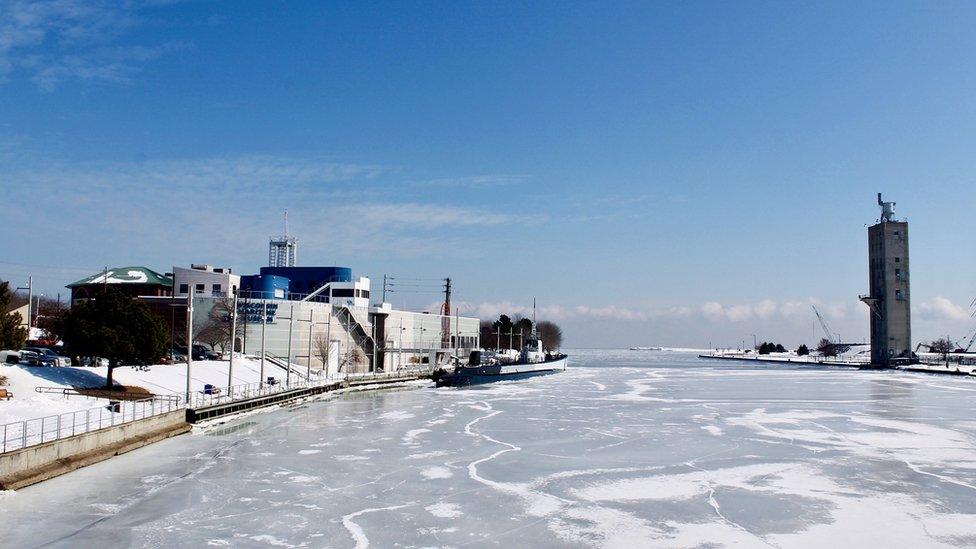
[4,350,976,548]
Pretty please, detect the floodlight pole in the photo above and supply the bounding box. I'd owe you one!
[260,301,267,389]
[286,305,294,386]
[307,309,314,379]
[228,291,238,395]
[185,293,193,405]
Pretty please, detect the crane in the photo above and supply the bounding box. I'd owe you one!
[961,329,976,354]
[812,305,839,344]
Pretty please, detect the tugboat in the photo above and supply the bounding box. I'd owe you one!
[434,335,567,387]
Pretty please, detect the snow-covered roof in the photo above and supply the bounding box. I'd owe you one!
[66,267,173,288]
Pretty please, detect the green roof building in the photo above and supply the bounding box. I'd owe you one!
[67,266,173,305]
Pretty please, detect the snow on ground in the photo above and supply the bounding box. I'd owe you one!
[88,354,298,396]
[0,354,307,425]
[6,350,976,547]
[0,365,114,425]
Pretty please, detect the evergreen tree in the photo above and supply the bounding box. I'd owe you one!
[63,290,168,388]
[797,344,810,356]
[0,280,28,350]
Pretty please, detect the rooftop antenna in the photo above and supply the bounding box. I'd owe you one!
[878,193,895,222]
[284,209,289,237]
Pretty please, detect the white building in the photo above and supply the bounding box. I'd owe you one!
[324,277,371,309]
[172,265,240,298]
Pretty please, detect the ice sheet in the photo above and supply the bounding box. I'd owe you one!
[3,350,976,548]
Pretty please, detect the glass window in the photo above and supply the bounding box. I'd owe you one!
[195,284,205,294]
[212,284,222,294]
[894,257,900,263]
[179,284,188,294]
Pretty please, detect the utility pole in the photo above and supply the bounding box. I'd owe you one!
[227,291,238,395]
[382,274,388,303]
[259,301,267,389]
[185,293,193,405]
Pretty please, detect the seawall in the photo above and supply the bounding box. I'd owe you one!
[0,409,190,491]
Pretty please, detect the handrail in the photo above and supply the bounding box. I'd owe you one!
[1,396,183,454]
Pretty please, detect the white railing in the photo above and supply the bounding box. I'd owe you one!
[187,368,431,408]
[2,368,434,453]
[0,397,183,454]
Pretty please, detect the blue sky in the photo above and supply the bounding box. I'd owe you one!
[2,1,975,348]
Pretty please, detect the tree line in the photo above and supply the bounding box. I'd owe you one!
[479,314,563,351]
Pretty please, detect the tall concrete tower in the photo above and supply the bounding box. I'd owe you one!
[860,194,911,367]
[269,210,298,267]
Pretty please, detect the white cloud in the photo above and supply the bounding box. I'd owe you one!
[916,297,971,322]
[0,0,176,89]
[464,298,857,325]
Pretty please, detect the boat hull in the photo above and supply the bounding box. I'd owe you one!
[435,356,567,387]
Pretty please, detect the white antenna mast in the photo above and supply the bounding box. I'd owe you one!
[284,209,289,237]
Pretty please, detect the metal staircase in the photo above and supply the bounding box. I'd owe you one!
[333,306,375,370]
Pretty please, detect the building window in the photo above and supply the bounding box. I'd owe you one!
[333,289,354,298]
[179,284,188,294]
[195,284,205,294]
[363,290,370,298]
[894,257,900,263]
[213,284,222,295]
[895,289,904,301]
[355,289,361,298]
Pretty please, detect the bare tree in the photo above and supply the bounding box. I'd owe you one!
[340,347,366,372]
[816,338,837,357]
[536,320,563,352]
[315,333,331,368]
[196,316,229,352]
[930,338,954,358]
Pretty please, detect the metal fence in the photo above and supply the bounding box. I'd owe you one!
[186,368,432,409]
[1,396,183,454]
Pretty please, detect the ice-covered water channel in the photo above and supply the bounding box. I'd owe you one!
[4,350,976,548]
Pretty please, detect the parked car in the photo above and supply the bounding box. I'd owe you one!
[193,345,220,360]
[174,345,220,361]
[0,350,24,365]
[22,347,72,367]
[17,350,42,366]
